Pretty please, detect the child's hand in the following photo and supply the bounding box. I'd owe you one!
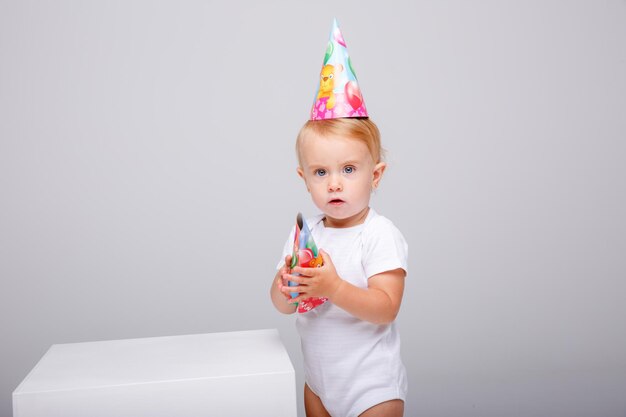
[275,254,294,301]
[281,250,343,303]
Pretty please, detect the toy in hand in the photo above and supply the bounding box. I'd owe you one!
[289,213,327,313]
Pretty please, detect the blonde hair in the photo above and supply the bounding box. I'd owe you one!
[296,118,384,166]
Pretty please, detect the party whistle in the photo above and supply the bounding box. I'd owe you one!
[289,213,328,313]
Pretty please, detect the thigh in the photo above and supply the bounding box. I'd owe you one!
[304,383,331,417]
[359,399,404,417]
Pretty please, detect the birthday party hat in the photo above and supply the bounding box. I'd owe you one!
[310,18,368,120]
[289,213,327,313]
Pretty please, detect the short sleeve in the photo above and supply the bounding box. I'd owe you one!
[362,216,408,279]
[276,226,295,270]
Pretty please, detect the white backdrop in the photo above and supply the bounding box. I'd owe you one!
[1,1,625,416]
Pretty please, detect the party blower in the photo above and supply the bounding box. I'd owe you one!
[289,213,328,313]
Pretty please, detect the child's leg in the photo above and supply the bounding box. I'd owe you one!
[304,383,331,417]
[359,399,404,417]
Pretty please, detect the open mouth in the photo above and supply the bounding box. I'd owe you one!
[329,199,345,205]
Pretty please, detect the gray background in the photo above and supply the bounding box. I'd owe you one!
[1,1,625,416]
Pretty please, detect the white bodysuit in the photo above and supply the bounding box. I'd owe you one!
[279,208,408,417]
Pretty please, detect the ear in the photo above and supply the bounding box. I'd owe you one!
[371,162,387,190]
[297,167,310,192]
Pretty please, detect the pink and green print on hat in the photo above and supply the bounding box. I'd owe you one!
[289,213,327,313]
[310,18,368,120]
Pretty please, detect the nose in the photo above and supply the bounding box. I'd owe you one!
[327,174,342,192]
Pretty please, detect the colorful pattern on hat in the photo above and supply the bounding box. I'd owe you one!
[310,19,368,120]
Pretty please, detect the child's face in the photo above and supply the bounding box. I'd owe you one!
[297,131,386,228]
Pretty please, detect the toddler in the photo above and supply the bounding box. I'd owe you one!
[270,118,408,417]
[270,19,408,417]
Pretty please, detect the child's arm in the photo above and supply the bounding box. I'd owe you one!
[282,250,405,325]
[270,255,298,315]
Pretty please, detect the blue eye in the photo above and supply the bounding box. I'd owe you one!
[315,169,327,177]
[343,166,355,174]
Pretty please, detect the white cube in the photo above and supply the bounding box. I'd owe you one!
[13,329,297,417]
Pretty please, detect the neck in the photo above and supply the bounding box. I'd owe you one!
[324,207,370,228]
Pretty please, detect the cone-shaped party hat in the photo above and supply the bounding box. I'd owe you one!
[289,213,327,313]
[310,18,368,120]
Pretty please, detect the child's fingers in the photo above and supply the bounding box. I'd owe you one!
[291,266,316,277]
[282,285,304,295]
[278,265,293,280]
[277,275,293,296]
[276,276,285,290]
[277,277,295,298]
[282,273,305,283]
[281,275,310,291]
[280,284,293,298]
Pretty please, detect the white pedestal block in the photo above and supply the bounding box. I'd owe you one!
[13,329,296,417]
